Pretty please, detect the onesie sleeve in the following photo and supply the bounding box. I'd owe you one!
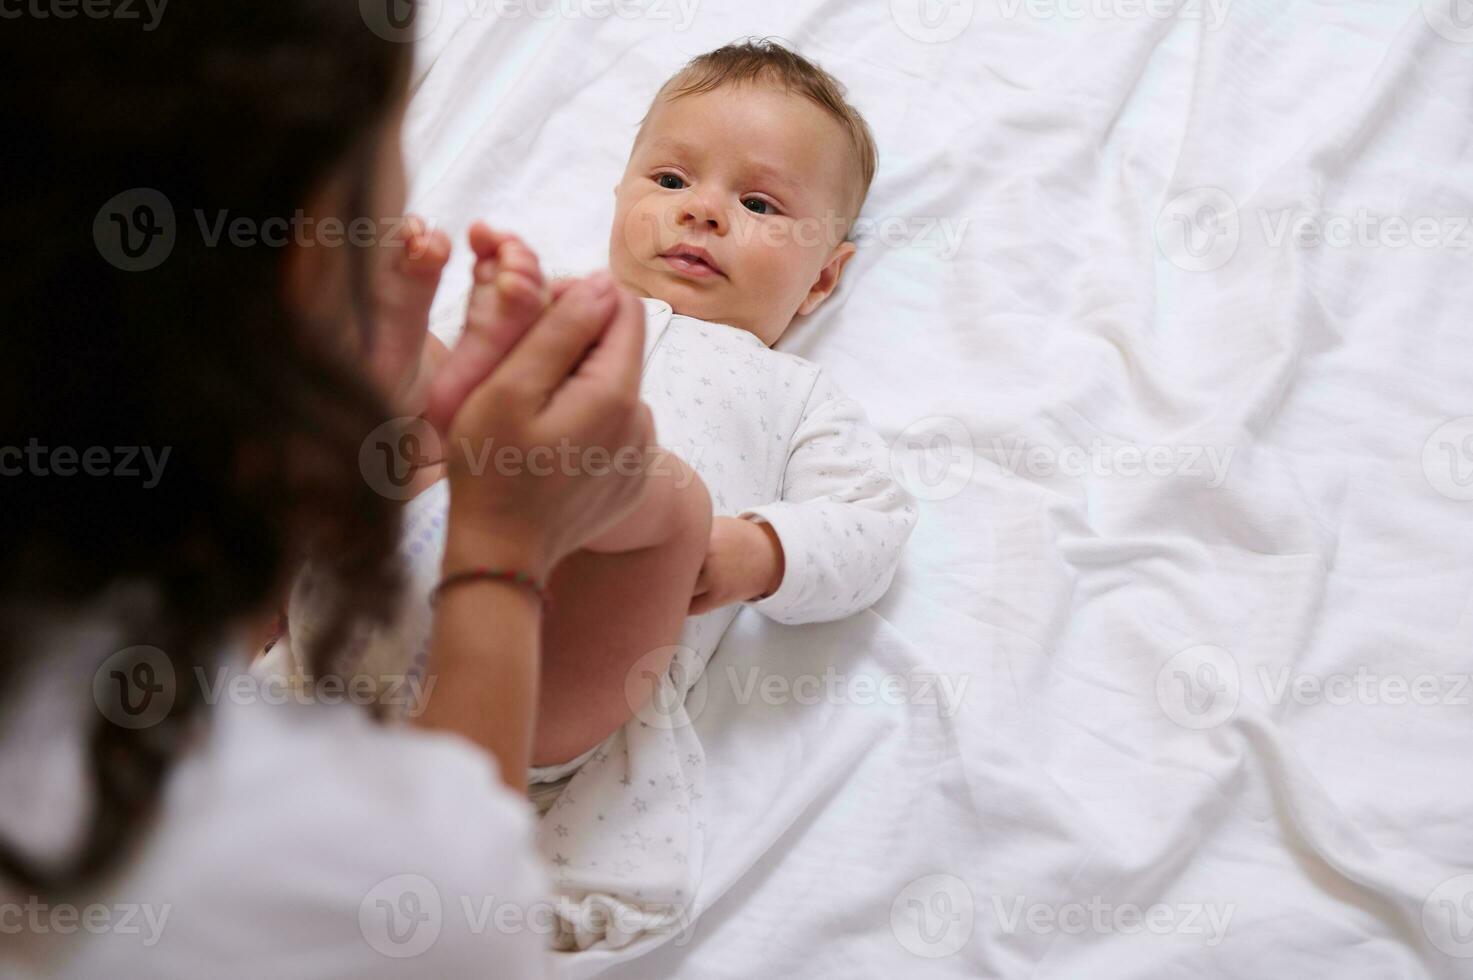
[739,372,918,625]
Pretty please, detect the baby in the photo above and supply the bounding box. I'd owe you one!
[263,40,916,948]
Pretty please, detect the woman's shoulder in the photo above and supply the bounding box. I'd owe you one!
[205,673,533,840]
[55,672,551,977]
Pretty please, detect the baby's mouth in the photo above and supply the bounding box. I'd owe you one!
[659,245,725,279]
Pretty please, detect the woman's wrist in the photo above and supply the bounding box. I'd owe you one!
[443,503,556,584]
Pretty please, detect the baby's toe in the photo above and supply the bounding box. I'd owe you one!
[497,240,544,284]
[405,227,451,278]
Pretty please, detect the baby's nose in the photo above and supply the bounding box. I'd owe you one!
[678,193,726,232]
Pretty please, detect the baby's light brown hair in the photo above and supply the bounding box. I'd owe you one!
[645,38,878,226]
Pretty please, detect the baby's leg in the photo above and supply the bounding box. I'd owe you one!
[533,453,712,766]
[373,216,452,413]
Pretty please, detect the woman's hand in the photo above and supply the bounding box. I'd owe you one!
[688,516,786,616]
[440,273,653,580]
[419,272,651,788]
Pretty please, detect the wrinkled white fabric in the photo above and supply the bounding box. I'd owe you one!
[403,3,1473,978]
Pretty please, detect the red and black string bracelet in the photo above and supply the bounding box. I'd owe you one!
[431,567,554,611]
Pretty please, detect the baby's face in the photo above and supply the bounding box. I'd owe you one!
[609,81,858,345]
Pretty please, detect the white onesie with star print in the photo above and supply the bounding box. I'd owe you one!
[639,298,917,628]
[536,299,917,950]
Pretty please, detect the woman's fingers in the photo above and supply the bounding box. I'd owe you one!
[494,273,619,402]
[441,273,652,571]
[425,333,502,433]
[561,286,646,398]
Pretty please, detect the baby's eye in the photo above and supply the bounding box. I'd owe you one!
[742,198,773,215]
[656,173,686,190]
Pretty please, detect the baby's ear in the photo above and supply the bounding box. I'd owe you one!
[798,241,857,316]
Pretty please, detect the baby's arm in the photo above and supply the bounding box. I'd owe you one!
[736,373,918,625]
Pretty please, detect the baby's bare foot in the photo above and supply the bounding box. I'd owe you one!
[424,222,550,432]
[372,215,452,410]
[382,214,452,331]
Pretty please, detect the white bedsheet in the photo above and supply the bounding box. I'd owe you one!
[402,2,1473,976]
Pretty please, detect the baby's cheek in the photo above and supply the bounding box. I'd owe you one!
[612,200,660,273]
[754,241,812,304]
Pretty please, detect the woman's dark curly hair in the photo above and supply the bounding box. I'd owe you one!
[0,2,415,892]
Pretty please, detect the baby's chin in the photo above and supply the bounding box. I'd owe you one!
[655,289,739,329]
[657,290,786,344]
[614,265,784,341]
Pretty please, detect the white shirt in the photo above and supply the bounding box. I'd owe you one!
[0,628,553,979]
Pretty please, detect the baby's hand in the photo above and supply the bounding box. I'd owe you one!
[423,223,550,433]
[688,516,786,616]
